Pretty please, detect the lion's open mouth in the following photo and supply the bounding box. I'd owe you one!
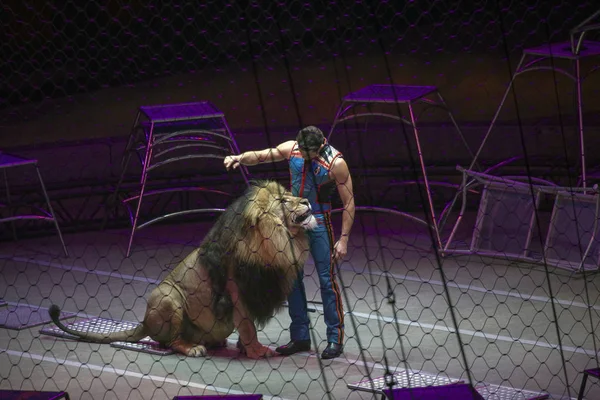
[293,210,312,224]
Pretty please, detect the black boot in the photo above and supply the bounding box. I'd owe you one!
[321,342,343,359]
[275,340,311,355]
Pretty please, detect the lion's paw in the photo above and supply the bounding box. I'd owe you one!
[186,345,208,357]
[246,345,276,359]
[238,341,277,359]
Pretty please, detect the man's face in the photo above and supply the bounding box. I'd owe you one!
[299,144,322,161]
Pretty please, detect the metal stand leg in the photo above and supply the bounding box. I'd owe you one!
[36,165,69,258]
[575,59,587,192]
[327,104,352,142]
[407,103,442,250]
[469,53,527,174]
[442,50,561,251]
[442,172,470,253]
[126,124,155,258]
[577,372,588,400]
[101,112,142,231]
[3,169,17,241]
[434,89,485,234]
[436,91,479,169]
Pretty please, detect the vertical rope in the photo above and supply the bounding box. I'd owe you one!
[494,1,572,397]
[541,21,600,372]
[268,3,334,397]
[365,1,477,391]
[325,5,411,394]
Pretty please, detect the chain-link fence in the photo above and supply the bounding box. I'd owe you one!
[1,1,600,399]
[3,2,597,113]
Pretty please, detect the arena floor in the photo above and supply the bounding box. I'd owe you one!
[0,212,598,400]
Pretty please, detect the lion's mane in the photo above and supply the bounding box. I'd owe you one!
[199,180,310,327]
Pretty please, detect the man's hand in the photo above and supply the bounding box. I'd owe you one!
[224,155,241,170]
[333,238,348,262]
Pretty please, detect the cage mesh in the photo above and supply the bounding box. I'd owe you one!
[1,1,600,400]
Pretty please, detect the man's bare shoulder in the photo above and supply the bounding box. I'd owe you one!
[331,156,349,172]
[276,140,297,158]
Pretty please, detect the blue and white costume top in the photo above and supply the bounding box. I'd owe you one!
[287,139,343,214]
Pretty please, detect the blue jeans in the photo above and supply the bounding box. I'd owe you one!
[286,213,345,344]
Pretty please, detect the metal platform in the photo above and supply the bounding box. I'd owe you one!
[173,395,263,400]
[111,101,249,257]
[0,153,68,257]
[347,370,549,400]
[578,368,600,400]
[382,383,485,400]
[347,369,460,394]
[138,102,226,123]
[460,37,600,193]
[341,84,438,104]
[474,382,549,400]
[523,40,600,59]
[40,317,174,356]
[441,14,600,269]
[328,84,476,251]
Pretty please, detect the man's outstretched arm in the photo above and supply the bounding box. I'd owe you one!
[224,141,295,170]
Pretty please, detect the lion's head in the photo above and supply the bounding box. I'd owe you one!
[199,180,318,326]
[203,180,317,273]
[246,180,318,232]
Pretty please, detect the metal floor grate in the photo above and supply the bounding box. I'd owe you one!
[40,317,173,356]
[347,370,460,393]
[348,372,550,400]
[475,382,549,400]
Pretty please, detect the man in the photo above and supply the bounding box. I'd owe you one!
[224,126,355,359]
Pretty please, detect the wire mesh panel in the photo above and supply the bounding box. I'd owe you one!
[471,180,540,259]
[544,191,600,271]
[1,2,600,400]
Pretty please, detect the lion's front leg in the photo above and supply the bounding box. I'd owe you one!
[235,337,273,359]
[225,276,276,359]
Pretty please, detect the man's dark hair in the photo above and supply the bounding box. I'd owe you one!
[296,126,325,151]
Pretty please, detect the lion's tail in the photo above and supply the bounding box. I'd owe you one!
[48,304,148,344]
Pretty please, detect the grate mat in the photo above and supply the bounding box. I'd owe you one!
[347,371,459,393]
[475,383,549,400]
[40,316,173,355]
[348,372,550,400]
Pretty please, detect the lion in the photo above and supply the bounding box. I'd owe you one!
[48,180,318,359]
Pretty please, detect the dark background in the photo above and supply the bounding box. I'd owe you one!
[1,0,599,234]
[2,1,596,107]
